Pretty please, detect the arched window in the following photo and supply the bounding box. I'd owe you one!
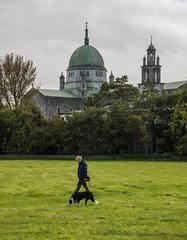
[145,70,148,81]
[154,70,158,82]
[148,69,150,81]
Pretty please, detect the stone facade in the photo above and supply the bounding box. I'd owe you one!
[65,68,107,98]
[32,91,82,119]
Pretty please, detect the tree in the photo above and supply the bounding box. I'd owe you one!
[0,53,36,109]
[87,75,139,107]
[28,117,65,154]
[0,103,45,154]
[62,107,108,155]
[107,102,149,154]
[170,89,187,155]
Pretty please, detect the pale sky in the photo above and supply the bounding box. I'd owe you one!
[0,0,187,89]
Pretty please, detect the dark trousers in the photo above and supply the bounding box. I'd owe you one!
[74,179,90,193]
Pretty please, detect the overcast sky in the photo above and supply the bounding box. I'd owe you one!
[0,0,187,89]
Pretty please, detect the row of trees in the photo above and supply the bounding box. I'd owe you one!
[0,77,186,155]
[0,54,186,155]
[0,102,147,154]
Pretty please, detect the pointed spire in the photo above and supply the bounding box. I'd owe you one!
[143,56,146,66]
[84,22,89,45]
[147,35,156,51]
[157,55,160,65]
[109,70,115,84]
[59,71,65,90]
[60,71,64,79]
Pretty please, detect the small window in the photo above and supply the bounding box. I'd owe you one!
[80,71,89,77]
[69,72,74,78]
[96,71,103,77]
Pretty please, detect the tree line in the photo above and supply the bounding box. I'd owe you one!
[0,54,186,155]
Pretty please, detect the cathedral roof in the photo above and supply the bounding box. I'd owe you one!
[68,23,106,70]
[68,45,106,70]
[163,80,187,90]
[39,89,78,98]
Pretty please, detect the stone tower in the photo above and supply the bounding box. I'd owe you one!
[59,71,65,90]
[109,71,115,84]
[138,37,163,94]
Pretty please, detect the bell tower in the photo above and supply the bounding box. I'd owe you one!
[138,37,163,94]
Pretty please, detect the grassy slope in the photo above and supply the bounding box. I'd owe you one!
[0,160,187,240]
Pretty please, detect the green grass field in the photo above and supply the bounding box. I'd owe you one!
[0,160,187,240]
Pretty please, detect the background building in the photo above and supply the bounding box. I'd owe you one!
[32,23,107,118]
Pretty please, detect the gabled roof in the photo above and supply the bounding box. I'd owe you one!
[163,80,187,90]
[39,89,78,98]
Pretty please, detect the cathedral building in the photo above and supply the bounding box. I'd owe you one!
[32,23,107,118]
[31,29,187,118]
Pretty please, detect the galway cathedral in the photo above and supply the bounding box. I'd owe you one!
[32,24,187,119]
[32,23,109,118]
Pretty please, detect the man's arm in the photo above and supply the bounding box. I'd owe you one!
[83,162,88,181]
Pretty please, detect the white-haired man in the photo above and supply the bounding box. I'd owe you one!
[74,155,90,193]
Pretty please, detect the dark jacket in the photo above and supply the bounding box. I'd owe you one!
[78,160,87,181]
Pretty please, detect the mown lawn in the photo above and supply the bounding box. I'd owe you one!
[0,160,187,240]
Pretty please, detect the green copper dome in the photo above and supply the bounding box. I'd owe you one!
[68,45,105,69]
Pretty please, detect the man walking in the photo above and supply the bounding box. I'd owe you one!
[74,155,90,193]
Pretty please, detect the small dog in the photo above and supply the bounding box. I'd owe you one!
[68,191,99,205]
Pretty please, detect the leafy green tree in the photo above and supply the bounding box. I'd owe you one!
[62,107,108,155]
[107,102,149,154]
[0,103,44,154]
[133,86,160,153]
[170,89,187,155]
[28,117,65,154]
[87,75,139,107]
[152,91,182,152]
